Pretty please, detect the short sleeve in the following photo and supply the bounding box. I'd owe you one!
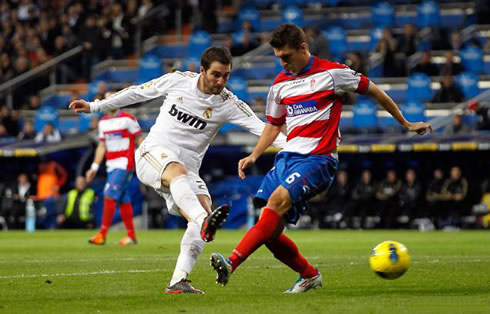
[329,66,370,95]
[265,86,286,125]
[98,122,104,141]
[128,117,142,136]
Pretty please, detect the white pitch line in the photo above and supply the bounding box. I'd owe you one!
[0,258,488,280]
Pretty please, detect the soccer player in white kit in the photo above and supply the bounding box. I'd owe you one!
[69,47,286,294]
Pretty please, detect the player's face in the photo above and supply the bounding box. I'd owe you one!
[201,61,231,95]
[273,43,309,75]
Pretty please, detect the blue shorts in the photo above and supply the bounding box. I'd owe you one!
[255,152,338,224]
[104,169,133,203]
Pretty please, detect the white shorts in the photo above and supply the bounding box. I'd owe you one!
[135,142,211,216]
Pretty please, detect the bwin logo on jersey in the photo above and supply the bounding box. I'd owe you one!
[169,104,207,130]
[286,100,318,117]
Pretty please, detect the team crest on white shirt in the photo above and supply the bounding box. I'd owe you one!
[310,78,316,91]
[177,96,184,104]
[203,107,213,119]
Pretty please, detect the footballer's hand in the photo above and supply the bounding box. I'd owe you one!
[406,122,433,135]
[85,169,96,183]
[69,99,91,113]
[238,155,257,179]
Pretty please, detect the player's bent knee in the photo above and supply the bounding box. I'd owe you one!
[266,187,292,215]
[161,162,187,187]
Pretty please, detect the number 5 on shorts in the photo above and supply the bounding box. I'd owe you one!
[286,172,301,184]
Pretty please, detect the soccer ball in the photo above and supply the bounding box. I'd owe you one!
[369,241,410,279]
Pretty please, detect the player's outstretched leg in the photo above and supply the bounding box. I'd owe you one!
[165,279,204,294]
[284,270,323,293]
[210,252,232,286]
[200,204,230,242]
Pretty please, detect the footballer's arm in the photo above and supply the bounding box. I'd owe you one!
[366,82,433,135]
[86,141,106,183]
[238,123,283,179]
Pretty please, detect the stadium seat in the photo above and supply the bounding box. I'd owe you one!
[281,6,304,27]
[87,80,107,100]
[417,0,441,28]
[34,107,59,132]
[78,113,99,133]
[237,6,261,32]
[138,54,164,84]
[182,57,200,72]
[353,101,378,132]
[455,72,480,99]
[460,46,484,75]
[323,26,347,60]
[371,2,395,28]
[278,0,305,7]
[369,27,384,51]
[227,77,249,103]
[402,101,426,123]
[407,73,432,102]
[188,30,212,59]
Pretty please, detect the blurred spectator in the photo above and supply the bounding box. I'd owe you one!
[0,173,32,229]
[57,176,95,229]
[426,168,445,226]
[0,105,19,136]
[0,124,8,138]
[304,27,329,60]
[441,166,468,228]
[232,31,259,56]
[0,53,14,82]
[324,170,351,229]
[376,38,399,77]
[345,52,365,75]
[138,0,153,18]
[53,36,77,84]
[432,75,464,103]
[412,51,438,76]
[439,51,464,76]
[25,94,41,110]
[450,31,463,51]
[79,15,103,81]
[35,122,61,143]
[468,102,490,131]
[199,0,217,33]
[396,24,417,57]
[398,169,422,225]
[443,111,471,135]
[376,169,402,228]
[37,160,67,229]
[251,97,266,113]
[108,3,130,59]
[351,169,376,229]
[17,120,36,141]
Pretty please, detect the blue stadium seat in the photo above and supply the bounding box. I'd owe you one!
[34,107,59,132]
[138,54,164,84]
[87,80,107,100]
[353,101,377,131]
[402,101,426,123]
[78,113,99,133]
[369,27,384,51]
[281,6,304,27]
[323,26,347,60]
[59,119,78,135]
[407,73,432,102]
[417,0,441,28]
[188,30,212,59]
[278,0,305,7]
[455,72,480,99]
[237,6,261,32]
[460,46,484,75]
[227,77,249,103]
[371,2,395,28]
[182,57,200,72]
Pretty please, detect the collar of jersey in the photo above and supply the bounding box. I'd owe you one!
[281,56,314,77]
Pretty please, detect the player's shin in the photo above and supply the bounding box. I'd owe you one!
[169,175,208,226]
[170,222,205,286]
[229,208,281,271]
[266,233,318,278]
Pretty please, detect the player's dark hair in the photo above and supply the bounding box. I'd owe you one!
[201,47,233,71]
[270,23,307,50]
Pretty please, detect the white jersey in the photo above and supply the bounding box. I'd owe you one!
[90,71,286,173]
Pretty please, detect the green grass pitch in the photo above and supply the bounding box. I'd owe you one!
[1,230,489,313]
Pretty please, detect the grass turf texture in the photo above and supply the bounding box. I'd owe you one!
[0,230,489,313]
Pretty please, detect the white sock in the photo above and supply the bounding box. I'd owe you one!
[169,175,207,226]
[170,222,205,286]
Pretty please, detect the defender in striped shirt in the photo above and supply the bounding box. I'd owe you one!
[211,24,433,293]
[86,107,142,246]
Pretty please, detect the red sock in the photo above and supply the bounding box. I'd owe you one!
[266,233,318,278]
[229,208,281,271]
[100,198,116,238]
[120,202,136,240]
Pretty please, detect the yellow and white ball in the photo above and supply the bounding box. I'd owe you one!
[369,241,410,279]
